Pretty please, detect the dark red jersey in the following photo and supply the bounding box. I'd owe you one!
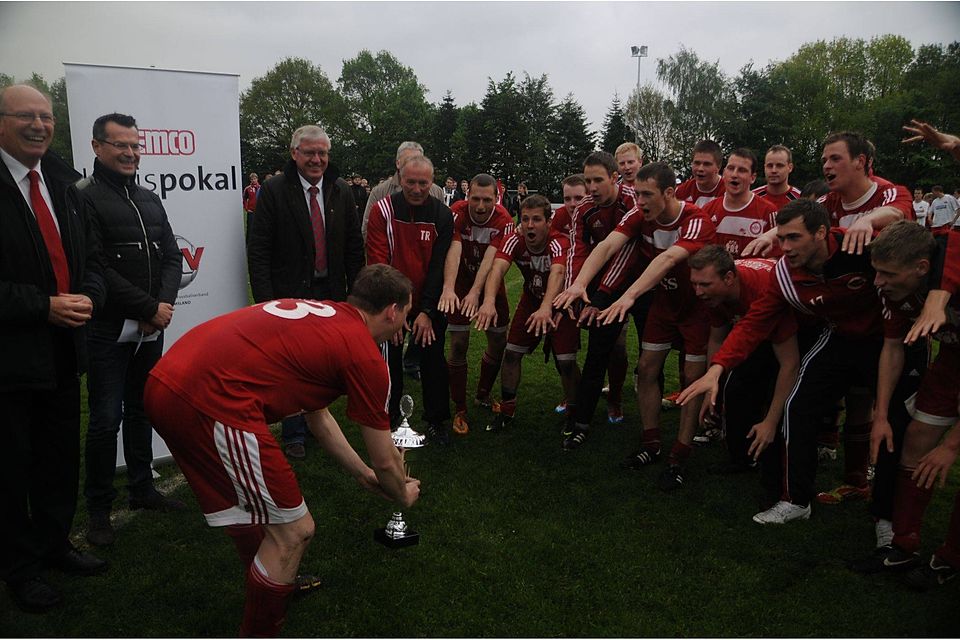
[497,231,568,301]
[366,192,453,314]
[149,300,391,432]
[703,194,780,258]
[566,184,637,288]
[450,200,514,292]
[819,177,913,229]
[712,230,883,371]
[752,185,801,211]
[606,202,716,304]
[705,258,797,344]
[676,177,725,208]
[243,184,258,212]
[551,205,573,235]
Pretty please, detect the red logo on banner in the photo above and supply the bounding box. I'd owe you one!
[176,235,204,289]
[139,129,196,156]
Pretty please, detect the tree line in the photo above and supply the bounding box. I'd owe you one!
[4,34,959,201]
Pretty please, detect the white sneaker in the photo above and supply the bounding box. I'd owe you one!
[752,500,811,524]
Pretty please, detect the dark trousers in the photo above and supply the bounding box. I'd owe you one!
[573,291,653,427]
[84,330,164,513]
[777,329,882,507]
[281,277,332,446]
[0,377,80,584]
[386,315,450,425]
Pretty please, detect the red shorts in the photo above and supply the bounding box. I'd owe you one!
[640,292,709,360]
[144,377,308,527]
[506,292,579,359]
[448,283,509,330]
[912,345,960,426]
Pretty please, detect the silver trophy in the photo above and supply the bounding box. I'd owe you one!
[374,394,424,548]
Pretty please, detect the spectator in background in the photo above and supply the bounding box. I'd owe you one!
[913,187,930,228]
[928,185,959,231]
[243,172,259,233]
[442,176,458,206]
[508,182,528,221]
[350,173,367,224]
[457,179,470,202]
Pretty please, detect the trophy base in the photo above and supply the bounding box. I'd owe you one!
[374,528,420,548]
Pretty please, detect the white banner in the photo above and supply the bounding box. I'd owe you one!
[64,63,248,466]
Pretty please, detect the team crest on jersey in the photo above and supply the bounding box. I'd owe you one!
[846,276,867,290]
[749,221,763,235]
[725,240,740,255]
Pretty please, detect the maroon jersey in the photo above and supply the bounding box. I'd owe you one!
[752,185,801,211]
[243,184,258,212]
[449,200,514,292]
[705,259,797,344]
[366,192,454,313]
[713,230,883,371]
[551,205,573,235]
[676,176,725,208]
[567,184,637,288]
[149,300,391,432]
[497,231,568,300]
[607,202,716,303]
[703,194,780,258]
[820,176,913,229]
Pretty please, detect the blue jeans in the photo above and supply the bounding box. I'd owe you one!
[84,327,163,514]
[281,415,307,446]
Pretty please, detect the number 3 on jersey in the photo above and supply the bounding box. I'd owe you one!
[263,299,337,320]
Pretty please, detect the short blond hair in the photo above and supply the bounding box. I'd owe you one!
[615,142,642,161]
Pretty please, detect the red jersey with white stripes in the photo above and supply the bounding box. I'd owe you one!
[752,185,801,211]
[712,230,883,371]
[819,176,913,229]
[450,200,514,292]
[703,194,780,258]
[676,177,725,208]
[149,300,391,432]
[605,201,716,301]
[566,184,637,288]
[366,192,454,313]
[705,259,797,344]
[496,231,568,300]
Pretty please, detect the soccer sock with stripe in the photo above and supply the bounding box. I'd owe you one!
[842,421,872,487]
[238,555,295,638]
[607,347,627,407]
[476,351,501,402]
[892,467,933,553]
[641,427,661,453]
[668,441,692,466]
[500,389,517,418]
[448,361,468,412]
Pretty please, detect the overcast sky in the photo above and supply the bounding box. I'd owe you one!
[2,1,958,138]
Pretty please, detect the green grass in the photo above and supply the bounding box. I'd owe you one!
[2,272,958,636]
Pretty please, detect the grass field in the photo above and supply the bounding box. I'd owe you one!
[2,271,958,637]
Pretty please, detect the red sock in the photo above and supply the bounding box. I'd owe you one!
[892,467,933,553]
[842,422,871,487]
[448,361,468,412]
[641,428,661,453]
[668,441,692,466]
[500,398,516,418]
[607,349,627,406]
[476,352,500,401]
[226,524,265,569]
[238,558,296,638]
[935,490,960,569]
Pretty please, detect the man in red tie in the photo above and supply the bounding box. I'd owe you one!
[0,84,107,612]
[247,125,364,460]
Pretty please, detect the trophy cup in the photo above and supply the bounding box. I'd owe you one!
[374,394,424,548]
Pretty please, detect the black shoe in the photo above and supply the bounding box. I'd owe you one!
[620,448,661,470]
[51,547,108,576]
[903,555,958,590]
[86,512,115,547]
[658,464,685,491]
[129,489,187,512]
[486,413,513,432]
[9,577,63,613]
[284,442,307,459]
[404,368,421,381]
[562,428,588,451]
[293,572,323,598]
[427,422,451,446]
[849,544,920,575]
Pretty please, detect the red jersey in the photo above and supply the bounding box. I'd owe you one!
[567,184,638,289]
[712,230,883,371]
[497,231,568,300]
[703,194,780,258]
[366,193,454,313]
[551,205,573,235]
[705,259,797,344]
[149,300,391,432]
[819,177,913,229]
[606,201,716,302]
[243,184,258,212]
[449,200,514,292]
[752,185,801,211]
[676,177,725,208]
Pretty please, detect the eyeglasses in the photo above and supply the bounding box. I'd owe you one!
[297,147,329,159]
[96,139,145,152]
[0,111,55,124]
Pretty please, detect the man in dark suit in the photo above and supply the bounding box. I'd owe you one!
[0,84,107,612]
[247,125,364,459]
